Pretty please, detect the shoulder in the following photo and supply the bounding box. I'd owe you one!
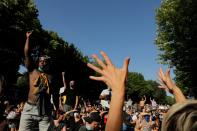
[29,69,40,78]
[29,69,39,74]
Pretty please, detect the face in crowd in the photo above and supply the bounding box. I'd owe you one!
[38,56,49,72]
[70,81,75,89]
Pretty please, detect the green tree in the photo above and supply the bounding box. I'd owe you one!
[126,72,146,101]
[126,72,167,103]
[165,96,175,105]
[155,0,197,98]
[0,0,42,98]
[146,80,166,104]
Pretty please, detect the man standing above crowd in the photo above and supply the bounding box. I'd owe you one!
[59,72,79,112]
[19,31,54,131]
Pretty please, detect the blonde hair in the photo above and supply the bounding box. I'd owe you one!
[162,100,197,131]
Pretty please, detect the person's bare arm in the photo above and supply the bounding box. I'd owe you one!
[158,68,186,103]
[87,51,130,131]
[74,96,79,109]
[59,72,66,110]
[59,95,63,111]
[62,72,67,90]
[24,31,32,69]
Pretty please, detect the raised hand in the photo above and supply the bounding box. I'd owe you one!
[87,51,130,93]
[62,72,65,76]
[87,51,130,131]
[157,68,175,92]
[26,31,32,38]
[158,68,186,103]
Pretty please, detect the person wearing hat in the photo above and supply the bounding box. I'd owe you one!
[79,112,101,131]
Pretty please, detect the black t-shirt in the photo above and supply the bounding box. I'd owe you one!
[62,88,77,107]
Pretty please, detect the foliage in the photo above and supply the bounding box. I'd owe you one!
[155,0,197,98]
[146,80,166,104]
[0,0,41,98]
[126,72,167,104]
[126,72,146,101]
[165,96,175,105]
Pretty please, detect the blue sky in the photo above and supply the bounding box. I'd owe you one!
[33,0,164,80]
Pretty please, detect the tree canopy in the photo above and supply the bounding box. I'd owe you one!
[155,0,197,98]
[0,0,41,100]
[126,72,169,104]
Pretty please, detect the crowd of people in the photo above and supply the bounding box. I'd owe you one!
[0,31,197,131]
[0,93,170,131]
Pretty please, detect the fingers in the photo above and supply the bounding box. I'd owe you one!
[123,58,130,82]
[27,30,33,33]
[123,57,130,70]
[158,85,169,92]
[26,31,32,35]
[158,85,166,89]
[157,77,163,85]
[87,51,113,75]
[100,51,113,66]
[92,54,107,69]
[159,67,172,83]
[157,71,162,84]
[166,68,171,78]
[87,63,103,74]
[26,31,32,38]
[89,76,105,82]
[157,68,168,88]
[88,52,129,89]
[158,67,168,86]
[158,67,175,91]
[159,67,165,80]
